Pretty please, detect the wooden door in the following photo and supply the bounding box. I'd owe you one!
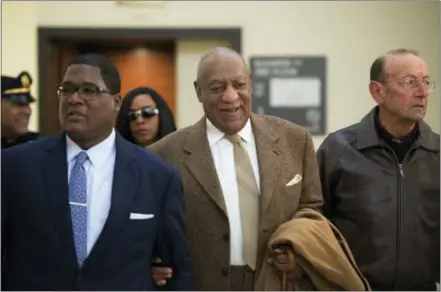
[40,43,79,135]
[106,47,176,114]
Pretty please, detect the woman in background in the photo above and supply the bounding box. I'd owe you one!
[115,87,177,147]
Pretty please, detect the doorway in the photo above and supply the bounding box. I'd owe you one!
[38,28,242,135]
[75,41,176,109]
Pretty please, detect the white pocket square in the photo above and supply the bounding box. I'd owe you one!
[130,213,154,220]
[286,174,302,187]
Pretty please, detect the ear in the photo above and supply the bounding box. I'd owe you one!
[248,73,253,95]
[113,94,122,111]
[194,81,203,103]
[369,81,385,105]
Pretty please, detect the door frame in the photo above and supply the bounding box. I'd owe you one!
[37,27,242,134]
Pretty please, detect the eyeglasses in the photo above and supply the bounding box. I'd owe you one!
[397,78,436,93]
[57,84,112,99]
[128,106,159,121]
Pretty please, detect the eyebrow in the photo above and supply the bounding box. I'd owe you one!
[61,81,100,87]
[208,76,248,85]
[399,74,430,79]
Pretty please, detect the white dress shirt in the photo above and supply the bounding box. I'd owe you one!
[66,129,116,255]
[206,118,260,266]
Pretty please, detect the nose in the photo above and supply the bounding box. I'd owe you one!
[18,105,32,116]
[66,91,83,104]
[415,92,428,99]
[415,84,429,98]
[134,115,145,125]
[221,84,239,103]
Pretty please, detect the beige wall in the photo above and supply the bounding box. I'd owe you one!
[2,1,439,148]
[1,1,39,132]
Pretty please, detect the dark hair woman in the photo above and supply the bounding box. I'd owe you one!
[115,87,176,147]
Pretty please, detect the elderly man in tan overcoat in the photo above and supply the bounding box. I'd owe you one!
[148,47,323,290]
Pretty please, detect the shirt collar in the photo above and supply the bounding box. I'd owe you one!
[66,129,116,168]
[206,118,254,146]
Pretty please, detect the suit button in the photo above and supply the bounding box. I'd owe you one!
[221,268,229,277]
[75,271,83,289]
[222,233,229,241]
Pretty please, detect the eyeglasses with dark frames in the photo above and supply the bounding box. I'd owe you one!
[57,84,113,99]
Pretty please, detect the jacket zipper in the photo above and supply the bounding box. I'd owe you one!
[394,162,404,288]
[382,147,404,289]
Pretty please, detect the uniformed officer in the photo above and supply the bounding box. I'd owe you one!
[1,71,41,149]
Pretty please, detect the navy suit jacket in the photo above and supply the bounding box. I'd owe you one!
[1,133,189,291]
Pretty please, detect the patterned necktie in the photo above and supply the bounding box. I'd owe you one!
[68,151,89,267]
[225,134,259,270]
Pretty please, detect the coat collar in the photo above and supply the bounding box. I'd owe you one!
[356,106,439,151]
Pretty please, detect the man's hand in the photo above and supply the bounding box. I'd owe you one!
[152,257,173,287]
[268,248,296,272]
[268,247,304,280]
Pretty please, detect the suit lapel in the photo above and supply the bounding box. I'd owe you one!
[251,114,282,216]
[41,134,78,268]
[183,118,227,216]
[83,134,139,269]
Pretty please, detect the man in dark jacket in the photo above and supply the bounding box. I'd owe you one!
[1,71,40,149]
[317,49,439,291]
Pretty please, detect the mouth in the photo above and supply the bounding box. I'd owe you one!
[66,111,86,119]
[67,111,84,116]
[221,107,240,114]
[18,117,30,124]
[136,129,151,136]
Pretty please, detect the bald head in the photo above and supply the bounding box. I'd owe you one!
[193,47,252,135]
[368,48,431,129]
[196,47,249,82]
[370,49,421,83]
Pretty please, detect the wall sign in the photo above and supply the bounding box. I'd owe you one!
[250,56,326,135]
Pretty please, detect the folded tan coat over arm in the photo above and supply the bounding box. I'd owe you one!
[255,209,371,291]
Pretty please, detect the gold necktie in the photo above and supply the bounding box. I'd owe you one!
[225,134,259,270]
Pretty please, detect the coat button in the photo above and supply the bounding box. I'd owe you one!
[76,270,82,281]
[221,268,229,277]
[75,271,83,287]
[222,233,229,241]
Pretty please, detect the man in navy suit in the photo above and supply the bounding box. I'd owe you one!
[1,53,189,291]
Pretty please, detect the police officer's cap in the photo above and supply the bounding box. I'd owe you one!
[1,71,36,105]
